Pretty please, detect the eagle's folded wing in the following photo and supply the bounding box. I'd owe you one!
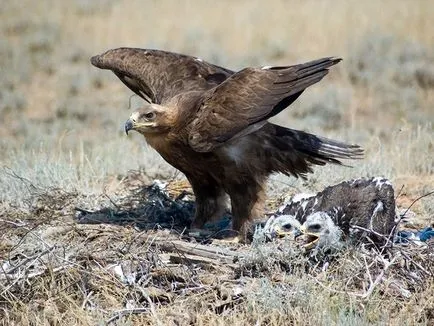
[91,48,234,104]
[188,57,342,152]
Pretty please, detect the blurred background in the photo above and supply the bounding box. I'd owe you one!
[1,0,433,220]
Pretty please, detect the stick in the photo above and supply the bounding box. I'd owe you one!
[106,308,150,324]
[156,239,240,264]
[169,253,237,269]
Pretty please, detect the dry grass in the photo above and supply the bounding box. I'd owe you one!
[1,181,433,325]
[1,0,434,324]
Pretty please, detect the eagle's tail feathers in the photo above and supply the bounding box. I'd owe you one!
[270,125,363,177]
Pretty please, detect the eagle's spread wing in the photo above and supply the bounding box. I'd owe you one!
[91,48,234,104]
[188,57,341,152]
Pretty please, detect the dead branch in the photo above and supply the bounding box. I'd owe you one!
[155,239,241,265]
[398,190,434,223]
[359,255,398,300]
[106,308,150,324]
[169,253,237,270]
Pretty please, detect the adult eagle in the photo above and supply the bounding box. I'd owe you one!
[91,48,363,241]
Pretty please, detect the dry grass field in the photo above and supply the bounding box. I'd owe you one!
[1,0,433,325]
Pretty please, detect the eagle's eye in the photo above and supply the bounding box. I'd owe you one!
[143,112,156,121]
[308,223,322,231]
[282,223,293,231]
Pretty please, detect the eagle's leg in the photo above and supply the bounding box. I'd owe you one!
[187,177,227,229]
[227,180,265,242]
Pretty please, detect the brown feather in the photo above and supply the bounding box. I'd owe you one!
[188,57,341,152]
[91,48,233,104]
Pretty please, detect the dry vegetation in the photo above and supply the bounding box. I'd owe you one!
[1,0,433,325]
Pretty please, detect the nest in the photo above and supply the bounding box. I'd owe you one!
[1,175,433,325]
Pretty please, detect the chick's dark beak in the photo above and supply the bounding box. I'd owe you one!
[294,229,302,238]
[124,119,134,135]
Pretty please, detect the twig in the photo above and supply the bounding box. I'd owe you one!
[309,275,352,295]
[74,207,95,214]
[103,192,120,210]
[1,246,55,278]
[6,225,126,289]
[8,221,47,253]
[1,246,57,295]
[0,219,28,227]
[387,189,434,250]
[311,255,398,300]
[363,256,373,292]
[26,265,70,280]
[350,225,392,247]
[156,239,240,264]
[169,253,237,269]
[81,290,94,309]
[381,221,399,252]
[394,184,405,201]
[400,251,431,276]
[106,308,150,324]
[2,166,38,190]
[141,288,163,326]
[359,255,398,300]
[399,190,434,223]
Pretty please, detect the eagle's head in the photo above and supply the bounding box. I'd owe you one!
[261,215,302,240]
[300,212,343,250]
[125,103,175,135]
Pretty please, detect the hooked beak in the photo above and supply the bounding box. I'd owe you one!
[293,229,302,238]
[124,119,134,135]
[298,225,320,249]
[273,226,302,239]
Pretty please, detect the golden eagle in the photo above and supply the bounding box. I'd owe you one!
[91,48,363,241]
